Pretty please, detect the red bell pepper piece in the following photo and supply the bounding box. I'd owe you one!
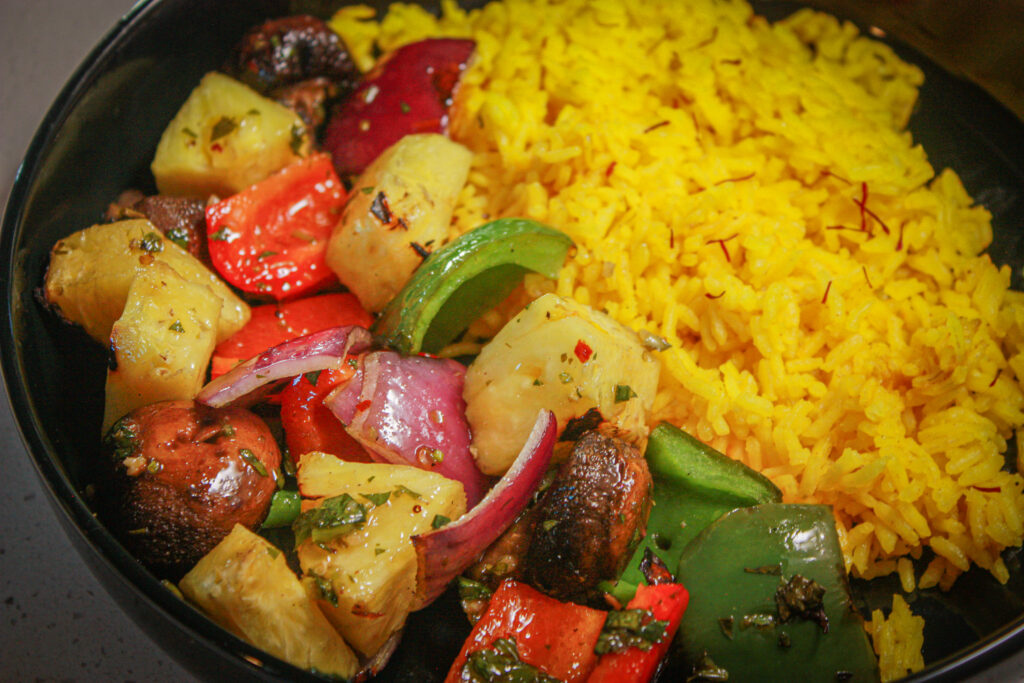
[205,152,345,299]
[279,366,371,464]
[586,582,690,682]
[446,580,606,683]
[210,292,373,379]
[324,38,475,178]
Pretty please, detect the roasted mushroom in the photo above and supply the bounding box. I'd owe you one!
[97,400,281,579]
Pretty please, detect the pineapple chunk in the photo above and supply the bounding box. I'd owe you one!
[295,453,466,657]
[102,262,219,433]
[44,219,249,345]
[325,133,472,312]
[179,525,358,679]
[151,71,311,198]
[464,293,661,474]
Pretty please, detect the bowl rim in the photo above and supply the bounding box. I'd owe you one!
[2,1,1024,681]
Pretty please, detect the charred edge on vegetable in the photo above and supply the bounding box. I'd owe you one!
[410,241,430,260]
[639,547,675,585]
[558,407,604,442]
[370,191,392,224]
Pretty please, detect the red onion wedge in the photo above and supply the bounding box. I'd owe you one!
[196,325,373,408]
[410,409,557,608]
[324,351,489,506]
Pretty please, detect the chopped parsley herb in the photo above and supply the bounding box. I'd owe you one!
[614,384,638,402]
[246,108,261,116]
[399,100,411,114]
[182,127,198,139]
[239,448,268,477]
[776,574,829,632]
[594,608,668,654]
[209,116,237,142]
[257,250,277,260]
[104,419,138,461]
[457,577,493,602]
[739,613,776,631]
[559,371,573,384]
[361,491,391,507]
[360,186,375,195]
[290,124,306,155]
[532,378,544,386]
[139,232,164,253]
[165,226,190,250]
[168,320,184,333]
[127,527,149,536]
[265,546,281,560]
[374,546,386,556]
[541,519,559,532]
[292,494,368,545]
[304,370,322,386]
[463,638,560,683]
[209,227,231,241]
[432,514,451,529]
[221,421,236,438]
[146,459,163,474]
[395,485,421,500]
[347,357,359,369]
[310,572,338,607]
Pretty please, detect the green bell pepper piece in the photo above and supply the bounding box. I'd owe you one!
[373,217,574,355]
[676,503,880,682]
[607,423,781,602]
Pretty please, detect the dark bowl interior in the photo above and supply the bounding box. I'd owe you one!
[3,0,1024,680]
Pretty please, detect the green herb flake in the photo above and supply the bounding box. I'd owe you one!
[292,493,368,545]
[146,459,163,475]
[457,577,493,602]
[687,652,730,682]
[395,485,421,500]
[532,378,544,386]
[594,608,668,655]
[304,370,322,386]
[614,384,638,403]
[239,448,268,477]
[210,116,237,142]
[739,613,776,632]
[182,127,198,139]
[104,419,138,461]
[464,638,560,683]
[374,546,386,556]
[559,371,573,384]
[265,546,281,560]
[361,491,391,507]
[347,357,359,369]
[432,515,451,529]
[257,250,278,260]
[290,124,306,155]
[541,519,559,532]
[139,232,164,253]
[165,226,190,250]
[246,108,261,116]
[168,320,185,333]
[221,421,236,439]
[360,186,375,195]
[399,101,411,114]
[127,527,149,536]
[310,572,338,608]
[209,227,231,242]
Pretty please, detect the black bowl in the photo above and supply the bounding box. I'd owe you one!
[2,0,1024,680]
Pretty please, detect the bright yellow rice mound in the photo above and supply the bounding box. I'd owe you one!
[333,0,1024,673]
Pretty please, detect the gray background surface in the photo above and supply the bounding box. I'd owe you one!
[0,1,1023,681]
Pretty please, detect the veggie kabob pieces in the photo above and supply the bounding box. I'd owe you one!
[676,504,880,682]
[324,38,476,179]
[99,400,281,579]
[325,133,473,312]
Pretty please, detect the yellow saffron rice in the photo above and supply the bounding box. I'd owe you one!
[332,0,1024,673]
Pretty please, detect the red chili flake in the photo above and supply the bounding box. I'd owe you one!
[605,161,617,177]
[990,371,1001,387]
[822,280,832,304]
[210,143,223,153]
[862,266,873,289]
[823,170,852,185]
[574,340,594,363]
[706,234,738,262]
[413,504,423,513]
[355,399,372,412]
[896,221,905,251]
[706,291,725,300]
[644,120,670,134]
[973,486,1002,493]
[715,172,755,186]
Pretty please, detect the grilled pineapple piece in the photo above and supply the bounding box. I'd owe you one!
[325,133,472,312]
[151,71,311,198]
[464,293,661,475]
[102,263,220,433]
[44,219,249,345]
[179,525,358,679]
[295,453,466,657]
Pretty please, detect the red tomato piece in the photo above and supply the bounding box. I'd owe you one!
[279,366,372,464]
[205,152,345,299]
[586,582,689,683]
[210,292,373,379]
[324,38,475,178]
[445,580,606,683]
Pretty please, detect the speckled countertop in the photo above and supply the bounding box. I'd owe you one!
[1,2,1023,682]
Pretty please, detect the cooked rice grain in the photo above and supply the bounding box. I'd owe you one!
[332,0,1024,627]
